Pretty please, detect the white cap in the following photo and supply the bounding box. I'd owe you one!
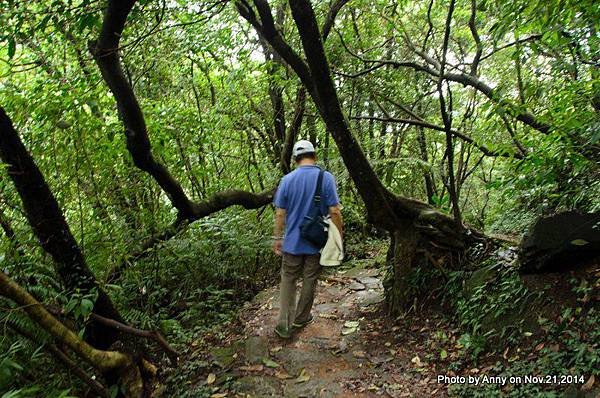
[292,140,316,157]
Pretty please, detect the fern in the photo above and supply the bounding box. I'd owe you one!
[1,310,50,346]
[121,307,155,329]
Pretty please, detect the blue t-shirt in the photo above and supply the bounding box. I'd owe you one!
[274,165,340,255]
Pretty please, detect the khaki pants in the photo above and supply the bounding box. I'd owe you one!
[277,253,321,330]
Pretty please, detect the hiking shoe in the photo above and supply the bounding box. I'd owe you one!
[292,315,314,329]
[274,325,291,339]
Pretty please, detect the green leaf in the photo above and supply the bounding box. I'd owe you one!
[571,239,588,246]
[7,37,16,59]
[80,298,94,317]
[440,349,448,360]
[262,358,279,368]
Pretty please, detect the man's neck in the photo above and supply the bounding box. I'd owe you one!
[297,159,316,167]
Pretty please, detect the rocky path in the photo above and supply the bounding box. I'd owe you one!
[197,261,452,398]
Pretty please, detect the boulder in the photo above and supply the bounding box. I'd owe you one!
[244,336,269,364]
[463,264,498,297]
[519,212,600,273]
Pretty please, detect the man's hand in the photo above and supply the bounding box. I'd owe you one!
[272,239,283,256]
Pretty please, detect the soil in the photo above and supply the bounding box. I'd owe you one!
[186,262,457,397]
[171,253,600,398]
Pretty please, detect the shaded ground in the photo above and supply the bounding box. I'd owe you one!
[160,250,600,398]
[188,260,456,398]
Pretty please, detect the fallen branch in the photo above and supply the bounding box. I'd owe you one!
[89,313,180,366]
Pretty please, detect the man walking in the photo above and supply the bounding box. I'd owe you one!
[272,140,343,338]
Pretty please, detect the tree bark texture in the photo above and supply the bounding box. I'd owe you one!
[0,106,124,349]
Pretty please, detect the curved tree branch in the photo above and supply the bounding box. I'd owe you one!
[91,0,273,224]
[468,0,482,76]
[90,0,197,218]
[349,115,522,159]
[0,271,131,374]
[280,87,306,173]
[89,313,179,366]
[322,0,350,41]
[236,0,315,98]
[7,321,109,398]
[0,106,125,350]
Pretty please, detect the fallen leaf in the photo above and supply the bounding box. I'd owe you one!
[344,321,360,328]
[341,327,357,335]
[296,368,311,383]
[210,393,227,398]
[534,343,545,351]
[318,313,338,319]
[571,239,588,246]
[411,355,422,367]
[275,370,292,379]
[239,364,264,372]
[262,358,280,368]
[581,375,595,391]
[207,373,216,385]
[352,350,366,358]
[270,346,282,353]
[440,349,448,360]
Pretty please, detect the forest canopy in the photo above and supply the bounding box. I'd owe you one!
[0,0,598,396]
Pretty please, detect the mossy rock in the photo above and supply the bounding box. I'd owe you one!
[210,343,241,368]
[463,264,498,297]
[234,375,281,396]
[479,305,539,336]
[244,336,269,364]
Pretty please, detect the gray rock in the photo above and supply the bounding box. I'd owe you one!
[315,303,337,314]
[244,336,269,364]
[520,212,600,273]
[463,264,498,297]
[357,276,381,289]
[234,375,281,396]
[283,378,342,398]
[348,281,366,291]
[356,289,385,306]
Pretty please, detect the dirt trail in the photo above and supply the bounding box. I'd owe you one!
[198,261,451,398]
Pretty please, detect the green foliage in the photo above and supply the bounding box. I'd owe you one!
[447,267,599,397]
[115,209,279,344]
[445,263,541,360]
[0,0,598,395]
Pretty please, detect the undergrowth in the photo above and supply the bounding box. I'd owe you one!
[443,256,599,397]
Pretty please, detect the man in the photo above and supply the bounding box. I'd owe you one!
[272,140,343,338]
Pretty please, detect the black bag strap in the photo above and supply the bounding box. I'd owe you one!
[313,167,325,207]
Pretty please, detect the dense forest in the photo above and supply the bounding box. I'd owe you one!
[0,0,598,397]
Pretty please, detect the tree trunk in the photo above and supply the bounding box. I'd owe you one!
[0,271,147,397]
[384,226,420,314]
[417,127,435,204]
[0,106,123,350]
[238,0,488,312]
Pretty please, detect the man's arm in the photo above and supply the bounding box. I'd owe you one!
[272,207,286,255]
[329,205,343,238]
